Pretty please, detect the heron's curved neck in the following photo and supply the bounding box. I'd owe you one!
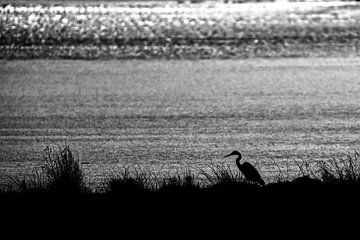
[235,153,242,168]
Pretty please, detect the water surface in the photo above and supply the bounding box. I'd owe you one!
[1,58,360,188]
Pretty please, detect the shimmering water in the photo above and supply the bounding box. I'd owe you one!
[1,58,360,188]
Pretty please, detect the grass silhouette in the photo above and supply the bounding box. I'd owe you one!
[8,145,87,196]
[318,152,360,185]
[106,166,154,196]
[2,146,360,211]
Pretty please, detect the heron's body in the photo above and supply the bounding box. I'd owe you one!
[225,151,265,186]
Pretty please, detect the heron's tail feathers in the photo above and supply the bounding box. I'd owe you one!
[259,178,266,186]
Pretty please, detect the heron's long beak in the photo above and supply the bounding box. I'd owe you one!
[224,153,234,158]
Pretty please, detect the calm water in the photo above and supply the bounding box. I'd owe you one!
[1,58,360,188]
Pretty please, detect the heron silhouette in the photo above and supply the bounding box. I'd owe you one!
[224,151,265,186]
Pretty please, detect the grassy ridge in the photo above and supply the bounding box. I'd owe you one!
[1,2,360,59]
[2,145,360,202]
[2,145,360,225]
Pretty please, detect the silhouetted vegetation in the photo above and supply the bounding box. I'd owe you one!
[106,166,154,195]
[318,152,360,184]
[1,146,360,211]
[8,145,87,196]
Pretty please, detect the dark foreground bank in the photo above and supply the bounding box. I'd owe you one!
[1,146,360,220]
[2,181,360,229]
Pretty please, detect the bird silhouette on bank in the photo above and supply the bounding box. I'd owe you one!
[224,150,265,186]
